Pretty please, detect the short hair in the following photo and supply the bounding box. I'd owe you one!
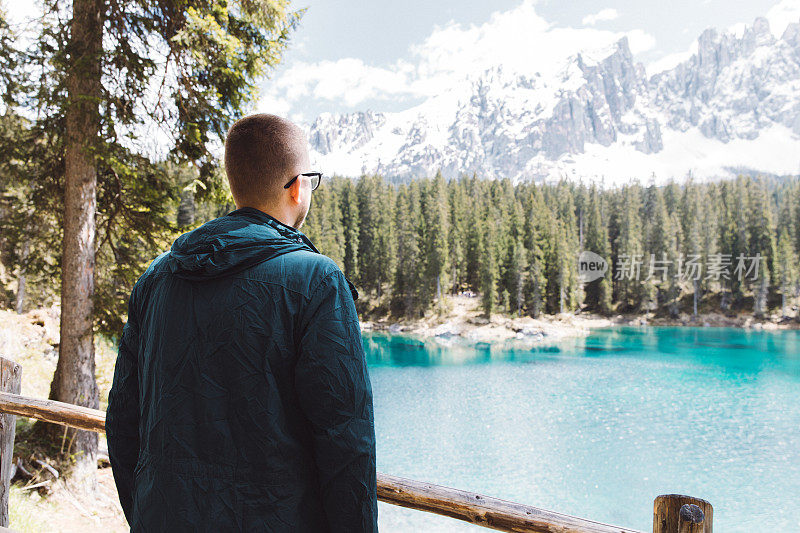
[224,114,307,206]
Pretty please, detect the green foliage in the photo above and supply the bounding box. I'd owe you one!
[775,230,797,316]
[391,183,424,316]
[315,173,797,321]
[420,171,450,305]
[340,180,361,281]
[0,0,301,337]
[583,186,613,314]
[6,160,799,324]
[610,184,645,310]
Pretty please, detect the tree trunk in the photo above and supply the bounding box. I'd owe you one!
[754,276,767,318]
[177,189,196,227]
[782,288,786,318]
[14,239,28,314]
[40,0,105,497]
[14,272,25,314]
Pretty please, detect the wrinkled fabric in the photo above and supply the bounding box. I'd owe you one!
[106,206,378,532]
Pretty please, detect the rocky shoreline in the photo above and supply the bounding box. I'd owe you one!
[360,313,614,345]
[359,296,800,345]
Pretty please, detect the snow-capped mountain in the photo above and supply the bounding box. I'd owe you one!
[307,17,800,185]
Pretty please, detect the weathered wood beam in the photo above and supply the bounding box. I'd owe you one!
[0,360,22,528]
[378,472,643,532]
[0,392,104,434]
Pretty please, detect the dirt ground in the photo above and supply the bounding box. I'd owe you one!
[1,306,128,532]
[10,466,128,532]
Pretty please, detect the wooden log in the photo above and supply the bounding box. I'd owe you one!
[653,494,712,533]
[0,392,104,434]
[378,473,642,533]
[678,504,706,533]
[0,390,647,533]
[0,359,21,528]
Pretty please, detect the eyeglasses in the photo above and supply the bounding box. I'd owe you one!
[284,172,322,191]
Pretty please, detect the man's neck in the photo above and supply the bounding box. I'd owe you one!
[237,204,294,229]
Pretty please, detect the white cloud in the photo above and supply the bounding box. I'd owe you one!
[257,0,655,114]
[647,40,699,75]
[727,22,748,38]
[625,29,657,54]
[582,8,619,27]
[405,2,652,87]
[255,59,418,128]
[256,92,292,117]
[302,59,410,105]
[766,0,800,37]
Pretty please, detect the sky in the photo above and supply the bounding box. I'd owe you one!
[253,0,800,128]
[4,0,800,143]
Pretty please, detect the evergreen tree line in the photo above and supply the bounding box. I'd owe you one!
[4,167,798,326]
[300,172,799,320]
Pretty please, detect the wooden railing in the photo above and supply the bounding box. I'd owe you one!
[0,357,713,532]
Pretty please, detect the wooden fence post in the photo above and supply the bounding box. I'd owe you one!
[0,358,21,528]
[653,494,712,533]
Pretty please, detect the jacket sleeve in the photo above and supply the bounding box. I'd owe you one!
[106,284,142,525]
[295,268,378,532]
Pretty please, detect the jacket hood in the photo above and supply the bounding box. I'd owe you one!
[163,207,359,300]
[166,207,320,281]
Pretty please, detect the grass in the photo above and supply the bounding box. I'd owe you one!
[9,485,58,533]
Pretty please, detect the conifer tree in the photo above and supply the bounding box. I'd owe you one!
[356,175,386,298]
[448,176,469,294]
[340,178,361,281]
[747,179,775,317]
[553,182,582,311]
[718,179,749,309]
[499,182,525,315]
[420,171,450,308]
[392,183,423,316]
[302,180,344,267]
[774,230,796,317]
[682,181,707,317]
[583,186,613,314]
[522,189,548,317]
[611,184,645,311]
[479,201,500,317]
[465,175,484,290]
[643,185,681,316]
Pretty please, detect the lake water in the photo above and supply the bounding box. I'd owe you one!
[364,326,800,532]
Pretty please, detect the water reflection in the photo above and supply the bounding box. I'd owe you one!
[363,327,800,378]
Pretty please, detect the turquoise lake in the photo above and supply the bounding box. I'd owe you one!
[364,327,800,532]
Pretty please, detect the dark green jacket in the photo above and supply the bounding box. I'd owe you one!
[106,206,378,532]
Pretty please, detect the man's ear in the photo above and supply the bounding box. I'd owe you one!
[288,178,302,205]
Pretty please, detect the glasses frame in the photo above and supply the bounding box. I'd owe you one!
[284,172,322,191]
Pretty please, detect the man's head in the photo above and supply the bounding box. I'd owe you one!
[224,113,314,229]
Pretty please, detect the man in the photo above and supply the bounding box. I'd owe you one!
[106,114,379,532]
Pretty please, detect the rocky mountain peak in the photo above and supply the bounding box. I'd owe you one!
[307,16,800,184]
